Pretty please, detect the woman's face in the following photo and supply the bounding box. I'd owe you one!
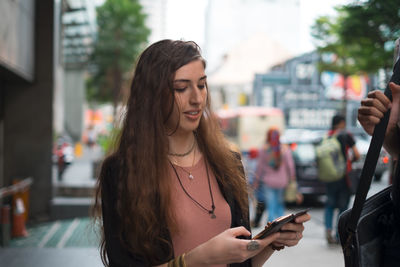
[167,59,207,135]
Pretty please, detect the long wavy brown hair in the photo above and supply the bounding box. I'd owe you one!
[93,40,249,266]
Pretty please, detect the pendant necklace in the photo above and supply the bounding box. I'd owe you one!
[175,146,196,180]
[169,158,216,219]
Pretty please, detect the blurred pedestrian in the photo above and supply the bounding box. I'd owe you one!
[93,40,310,267]
[358,81,400,265]
[323,114,360,244]
[55,135,74,181]
[255,128,296,223]
[87,124,97,148]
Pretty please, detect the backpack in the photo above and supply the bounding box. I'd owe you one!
[315,135,346,182]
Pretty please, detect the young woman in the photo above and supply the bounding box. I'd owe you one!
[93,39,310,267]
[254,128,296,223]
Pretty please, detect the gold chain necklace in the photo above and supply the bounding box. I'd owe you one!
[175,146,196,180]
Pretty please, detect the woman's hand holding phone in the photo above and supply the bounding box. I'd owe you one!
[185,210,310,266]
[185,226,281,266]
[273,212,309,248]
[253,209,311,249]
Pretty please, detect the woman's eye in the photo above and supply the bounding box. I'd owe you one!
[198,84,206,89]
[174,87,187,93]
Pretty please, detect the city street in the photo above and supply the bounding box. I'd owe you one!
[0,145,391,266]
[1,1,397,267]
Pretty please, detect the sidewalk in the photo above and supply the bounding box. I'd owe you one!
[1,247,102,267]
[53,144,103,187]
[1,145,104,267]
[50,145,103,219]
[255,208,344,267]
[0,206,344,267]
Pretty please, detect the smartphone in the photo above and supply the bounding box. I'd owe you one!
[252,208,310,240]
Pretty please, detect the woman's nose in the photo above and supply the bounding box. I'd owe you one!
[190,86,203,104]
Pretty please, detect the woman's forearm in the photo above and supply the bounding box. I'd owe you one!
[251,245,274,267]
[184,244,208,266]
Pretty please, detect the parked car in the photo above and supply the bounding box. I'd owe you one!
[351,134,390,181]
[281,129,390,201]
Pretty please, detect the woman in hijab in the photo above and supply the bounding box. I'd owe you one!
[254,128,296,222]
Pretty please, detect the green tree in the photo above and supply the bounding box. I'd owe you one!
[311,0,400,116]
[88,0,150,117]
[312,13,360,115]
[337,0,400,82]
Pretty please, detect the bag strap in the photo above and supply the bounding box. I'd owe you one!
[344,46,400,240]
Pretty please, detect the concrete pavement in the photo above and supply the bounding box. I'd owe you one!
[1,247,103,267]
[255,208,344,267]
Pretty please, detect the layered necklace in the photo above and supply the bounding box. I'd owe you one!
[168,137,196,157]
[168,134,197,180]
[172,146,196,180]
[169,158,216,219]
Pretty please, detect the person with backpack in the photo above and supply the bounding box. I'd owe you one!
[321,114,360,244]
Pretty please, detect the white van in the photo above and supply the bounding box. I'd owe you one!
[216,106,285,153]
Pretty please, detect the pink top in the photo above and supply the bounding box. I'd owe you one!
[169,156,231,267]
[255,145,296,189]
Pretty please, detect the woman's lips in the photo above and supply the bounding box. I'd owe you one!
[184,110,201,120]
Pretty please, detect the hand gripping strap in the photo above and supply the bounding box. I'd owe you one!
[344,48,400,248]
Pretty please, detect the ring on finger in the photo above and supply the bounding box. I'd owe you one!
[247,240,260,251]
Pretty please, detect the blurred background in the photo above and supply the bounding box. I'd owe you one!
[0,0,398,266]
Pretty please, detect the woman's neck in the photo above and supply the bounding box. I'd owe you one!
[168,131,195,154]
[168,131,199,167]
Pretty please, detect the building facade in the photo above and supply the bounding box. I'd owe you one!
[253,51,370,132]
[0,0,55,220]
[0,0,96,221]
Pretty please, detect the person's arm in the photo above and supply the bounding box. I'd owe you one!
[254,148,266,189]
[285,146,296,181]
[345,131,361,163]
[351,144,361,162]
[251,246,275,267]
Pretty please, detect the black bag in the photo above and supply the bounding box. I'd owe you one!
[338,186,393,266]
[338,40,400,267]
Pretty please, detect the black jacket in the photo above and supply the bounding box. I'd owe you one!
[100,155,252,267]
